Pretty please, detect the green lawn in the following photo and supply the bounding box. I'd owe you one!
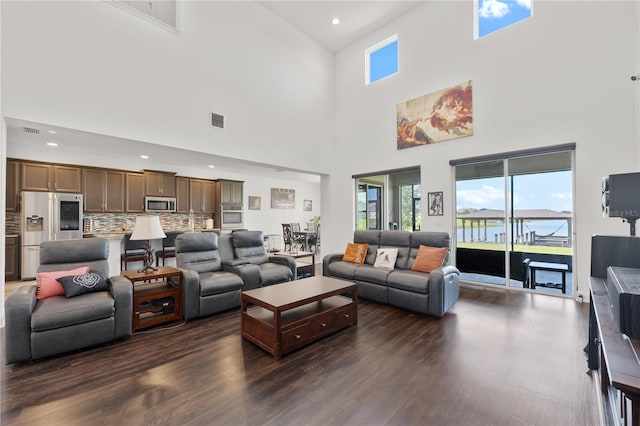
[457,241,572,255]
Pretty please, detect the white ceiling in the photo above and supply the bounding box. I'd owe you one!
[259,1,424,52]
[5,118,321,183]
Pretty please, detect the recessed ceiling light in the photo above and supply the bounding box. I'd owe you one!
[46,142,58,147]
[48,130,57,134]
[140,155,149,159]
[332,18,340,25]
[208,165,215,169]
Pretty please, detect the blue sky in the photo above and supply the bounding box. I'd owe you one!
[456,171,573,212]
[478,0,532,38]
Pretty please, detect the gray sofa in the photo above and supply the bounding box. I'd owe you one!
[323,230,460,317]
[175,231,296,320]
[5,238,133,363]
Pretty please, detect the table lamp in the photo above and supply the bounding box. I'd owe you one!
[130,215,166,273]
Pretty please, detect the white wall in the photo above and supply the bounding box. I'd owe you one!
[325,1,640,300]
[1,1,335,174]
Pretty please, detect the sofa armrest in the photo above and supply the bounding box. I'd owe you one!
[177,268,201,321]
[322,253,344,276]
[427,265,460,318]
[108,275,133,339]
[268,255,297,280]
[223,263,262,291]
[5,284,38,363]
[222,259,251,267]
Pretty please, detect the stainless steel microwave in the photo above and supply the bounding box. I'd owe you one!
[145,196,176,213]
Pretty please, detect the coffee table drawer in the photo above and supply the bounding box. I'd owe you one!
[310,311,335,337]
[281,322,311,352]
[334,305,357,328]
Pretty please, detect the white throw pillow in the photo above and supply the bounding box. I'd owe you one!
[373,248,399,270]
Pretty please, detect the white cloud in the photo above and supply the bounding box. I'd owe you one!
[479,0,510,19]
[551,192,572,200]
[516,0,532,10]
[457,184,504,206]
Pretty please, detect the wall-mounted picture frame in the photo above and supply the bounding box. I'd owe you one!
[397,80,473,149]
[248,196,261,210]
[271,188,295,209]
[303,199,312,211]
[428,192,444,216]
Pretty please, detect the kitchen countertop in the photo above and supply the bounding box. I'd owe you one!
[6,234,19,238]
[83,229,214,239]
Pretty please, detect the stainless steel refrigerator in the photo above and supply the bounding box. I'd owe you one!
[21,191,83,280]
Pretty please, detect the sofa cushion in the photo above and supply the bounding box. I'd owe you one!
[31,292,115,332]
[198,271,244,297]
[258,263,292,285]
[354,230,381,265]
[57,272,110,298]
[232,231,269,264]
[387,270,430,294]
[373,248,398,270]
[176,233,223,274]
[411,245,448,273]
[354,264,392,285]
[342,243,368,264]
[36,266,90,300]
[327,261,362,280]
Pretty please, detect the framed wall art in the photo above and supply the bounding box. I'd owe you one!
[271,188,295,209]
[397,80,473,149]
[303,200,312,211]
[248,196,261,210]
[428,192,444,216]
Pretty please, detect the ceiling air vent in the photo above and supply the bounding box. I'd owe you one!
[210,113,224,130]
[23,127,40,135]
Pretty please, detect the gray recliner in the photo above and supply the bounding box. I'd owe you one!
[5,238,133,363]
[175,232,246,320]
[231,230,296,290]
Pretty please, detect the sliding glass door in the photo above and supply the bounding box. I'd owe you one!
[454,149,574,295]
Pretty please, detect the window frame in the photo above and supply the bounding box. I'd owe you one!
[365,34,399,85]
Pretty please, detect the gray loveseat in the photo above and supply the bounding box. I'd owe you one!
[5,238,133,363]
[176,231,296,320]
[323,230,460,317]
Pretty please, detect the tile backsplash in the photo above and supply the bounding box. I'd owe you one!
[5,211,214,236]
[84,212,213,234]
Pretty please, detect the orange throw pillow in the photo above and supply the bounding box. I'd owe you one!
[411,245,447,273]
[342,243,368,264]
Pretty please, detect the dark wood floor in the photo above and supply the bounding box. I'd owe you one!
[1,284,598,425]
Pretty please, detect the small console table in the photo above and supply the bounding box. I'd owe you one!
[122,266,183,332]
[525,260,569,293]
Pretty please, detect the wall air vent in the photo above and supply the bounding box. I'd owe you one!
[211,113,225,130]
[23,127,40,135]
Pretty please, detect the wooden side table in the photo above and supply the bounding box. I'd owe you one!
[122,266,183,332]
[275,251,316,278]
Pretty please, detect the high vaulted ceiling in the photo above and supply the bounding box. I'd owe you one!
[258,1,424,52]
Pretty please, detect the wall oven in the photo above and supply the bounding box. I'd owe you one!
[221,204,244,229]
[145,196,176,213]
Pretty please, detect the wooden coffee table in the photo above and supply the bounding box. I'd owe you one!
[241,276,357,360]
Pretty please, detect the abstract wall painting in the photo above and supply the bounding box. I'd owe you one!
[271,188,295,209]
[397,80,473,149]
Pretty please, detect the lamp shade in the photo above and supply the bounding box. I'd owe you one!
[130,215,166,241]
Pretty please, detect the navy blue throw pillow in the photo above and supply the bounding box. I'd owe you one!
[57,272,109,298]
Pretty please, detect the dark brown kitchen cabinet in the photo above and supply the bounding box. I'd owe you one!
[21,162,81,193]
[5,236,19,281]
[218,180,243,205]
[83,168,125,213]
[126,172,145,213]
[6,160,20,211]
[175,177,190,213]
[189,179,215,214]
[145,171,176,197]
